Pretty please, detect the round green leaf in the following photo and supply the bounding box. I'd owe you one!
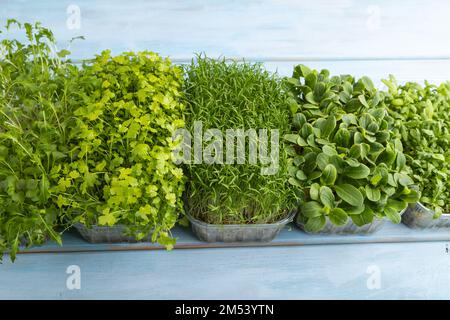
[300,201,323,218]
[395,173,414,186]
[333,127,351,147]
[365,185,381,202]
[349,144,362,158]
[296,170,307,181]
[283,134,300,144]
[329,208,348,226]
[334,184,364,207]
[321,164,337,185]
[350,206,374,226]
[304,215,326,233]
[344,164,370,179]
[322,145,337,156]
[308,171,322,180]
[319,186,335,208]
[288,177,302,187]
[385,206,402,224]
[297,136,308,147]
[293,113,307,129]
[316,153,330,171]
[320,115,336,138]
[386,199,408,212]
[309,183,320,201]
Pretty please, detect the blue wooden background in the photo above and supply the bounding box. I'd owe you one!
[2,0,450,300]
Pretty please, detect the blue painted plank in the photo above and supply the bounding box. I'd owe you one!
[2,241,450,299]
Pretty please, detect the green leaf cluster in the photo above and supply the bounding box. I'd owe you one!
[0,21,186,261]
[383,76,450,217]
[0,20,73,261]
[284,65,420,232]
[61,50,186,247]
[183,56,297,224]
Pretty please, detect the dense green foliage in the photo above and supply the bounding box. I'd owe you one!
[61,50,186,247]
[284,65,420,232]
[4,19,450,261]
[0,20,75,261]
[384,76,450,216]
[183,56,296,224]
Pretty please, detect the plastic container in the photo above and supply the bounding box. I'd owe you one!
[401,202,450,229]
[186,211,295,242]
[296,217,386,235]
[73,223,152,243]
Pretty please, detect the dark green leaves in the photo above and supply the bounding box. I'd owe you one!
[285,66,421,232]
[185,56,296,225]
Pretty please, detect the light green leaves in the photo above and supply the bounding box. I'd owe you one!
[333,128,351,147]
[351,206,374,226]
[310,183,320,201]
[185,56,296,225]
[395,173,414,187]
[321,164,337,185]
[344,164,370,179]
[318,115,336,138]
[284,134,300,144]
[285,65,424,232]
[384,76,450,214]
[63,50,187,247]
[365,185,381,202]
[304,215,326,233]
[295,170,307,181]
[335,184,364,207]
[329,208,348,226]
[384,206,402,224]
[293,64,312,78]
[319,186,335,208]
[0,21,80,261]
[301,201,323,218]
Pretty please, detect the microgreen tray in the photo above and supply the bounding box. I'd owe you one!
[401,202,450,229]
[73,223,152,243]
[295,217,386,235]
[186,211,295,242]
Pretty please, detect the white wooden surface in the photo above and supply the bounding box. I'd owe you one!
[1,0,450,299]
